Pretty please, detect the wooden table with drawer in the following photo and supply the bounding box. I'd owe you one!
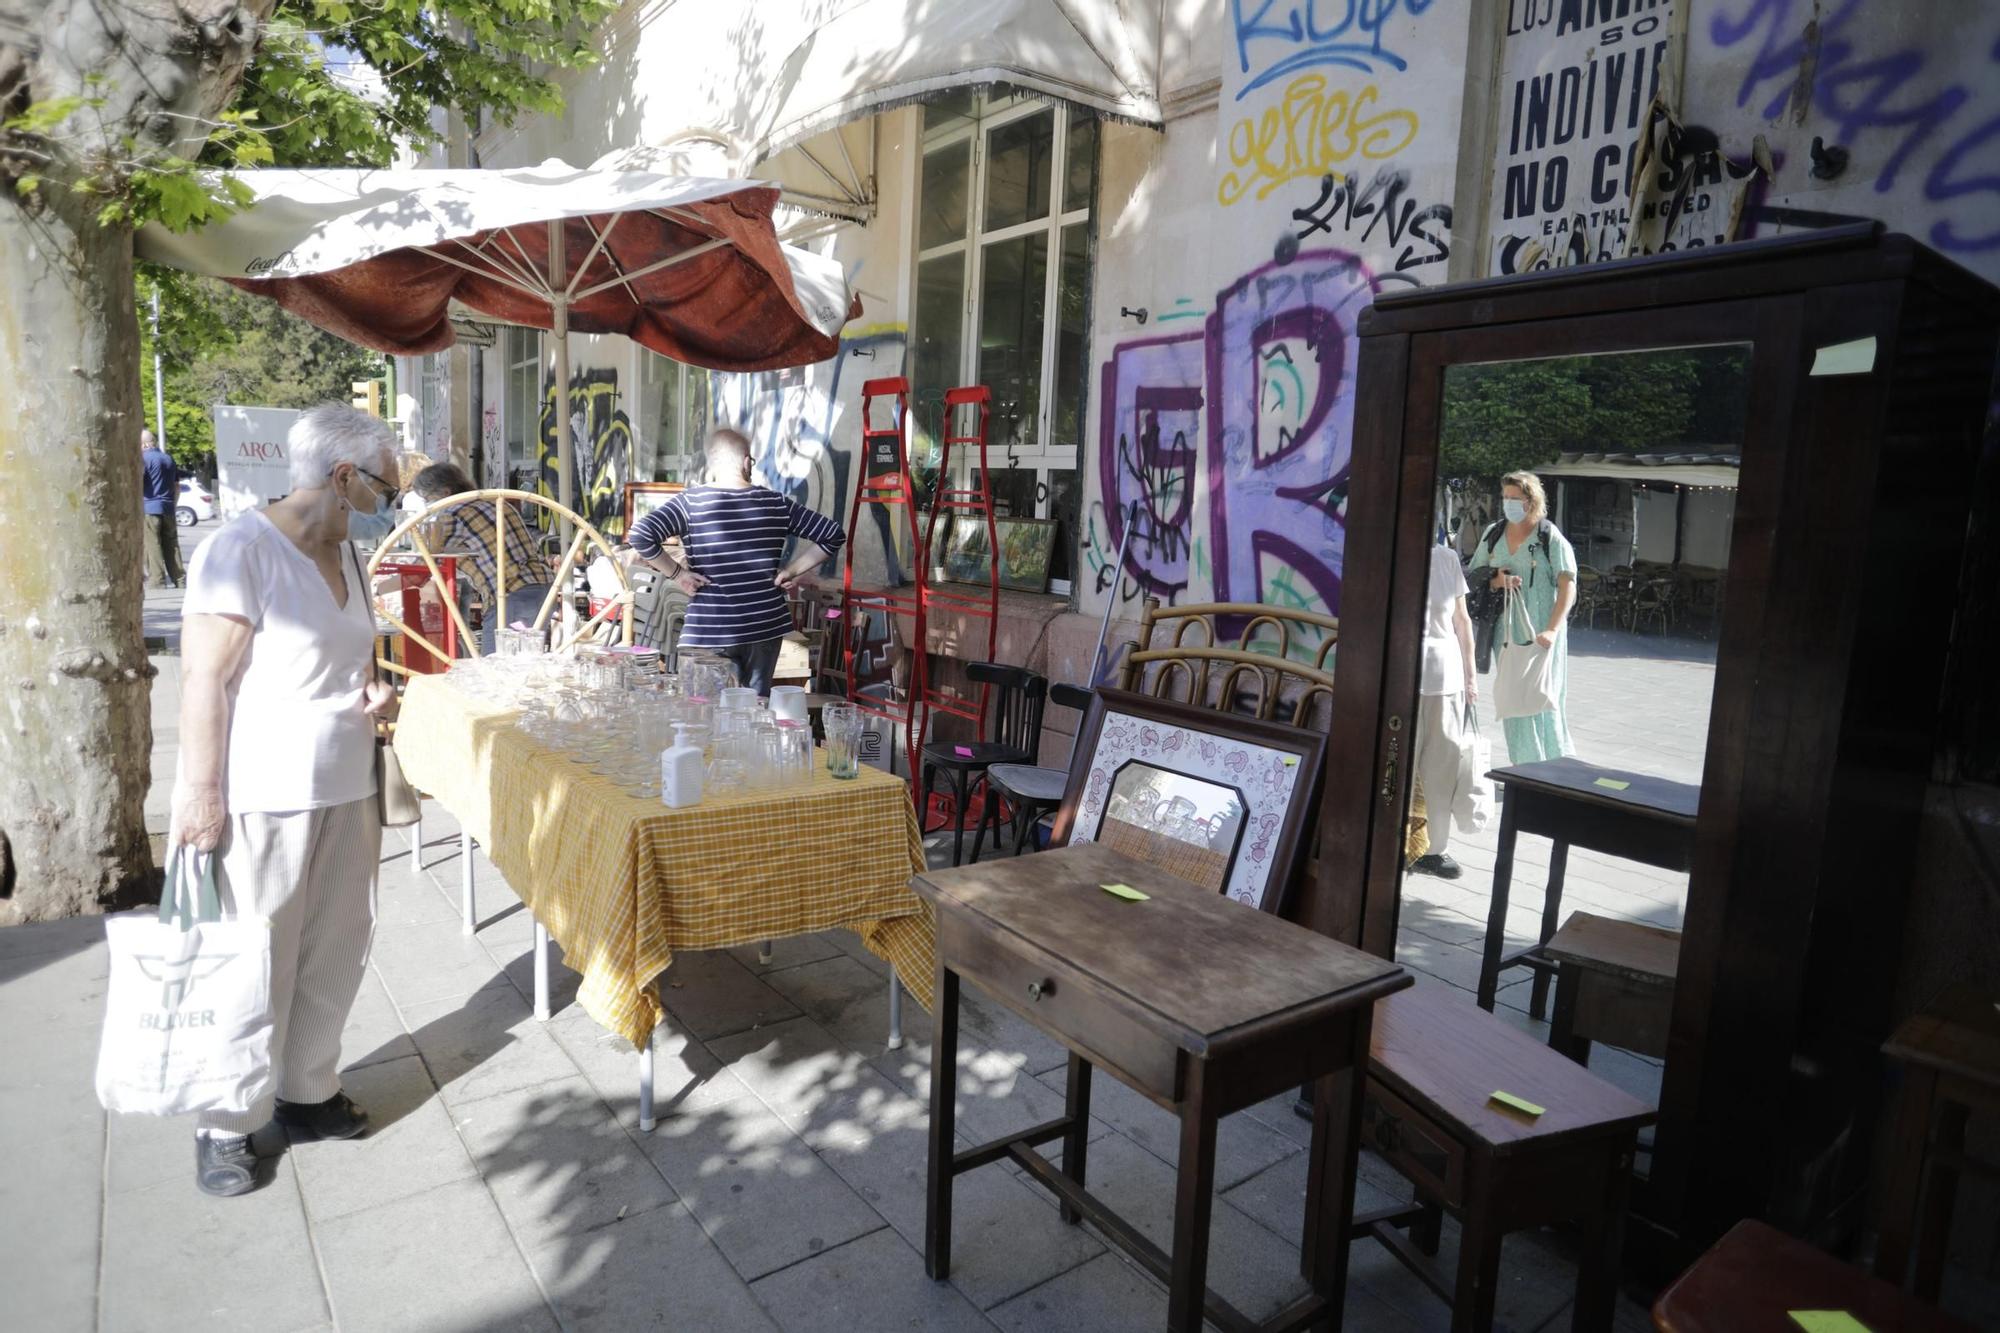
[1361,983,1657,1332]
[913,842,1410,1333]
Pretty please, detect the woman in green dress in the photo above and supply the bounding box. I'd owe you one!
[1469,471,1578,763]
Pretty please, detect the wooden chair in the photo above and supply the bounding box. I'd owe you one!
[1114,598,1337,729]
[971,681,1094,862]
[364,487,634,674]
[919,662,1048,867]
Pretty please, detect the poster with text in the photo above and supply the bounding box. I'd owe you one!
[213,406,302,518]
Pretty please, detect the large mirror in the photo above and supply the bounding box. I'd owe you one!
[1393,343,1750,1157]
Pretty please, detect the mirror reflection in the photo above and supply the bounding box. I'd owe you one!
[1398,344,1749,1131]
[1099,761,1247,892]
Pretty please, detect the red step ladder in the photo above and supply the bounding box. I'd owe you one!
[916,387,1001,833]
[841,377,926,780]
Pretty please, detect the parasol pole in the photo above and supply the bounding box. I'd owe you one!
[548,218,577,636]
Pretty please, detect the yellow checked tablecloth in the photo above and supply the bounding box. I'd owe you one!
[394,673,935,1049]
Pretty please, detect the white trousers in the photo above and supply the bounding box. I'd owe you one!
[1413,691,1470,857]
[197,797,381,1133]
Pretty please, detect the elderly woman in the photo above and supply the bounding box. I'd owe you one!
[172,403,396,1197]
[1469,470,1578,764]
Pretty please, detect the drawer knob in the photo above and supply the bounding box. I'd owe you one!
[1027,978,1055,1002]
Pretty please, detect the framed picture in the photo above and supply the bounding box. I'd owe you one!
[1050,689,1327,915]
[622,481,684,535]
[995,516,1056,593]
[930,511,993,586]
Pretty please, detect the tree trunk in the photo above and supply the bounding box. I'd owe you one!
[0,190,154,922]
[1,0,270,920]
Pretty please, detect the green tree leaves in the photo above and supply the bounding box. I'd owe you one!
[1438,346,1751,483]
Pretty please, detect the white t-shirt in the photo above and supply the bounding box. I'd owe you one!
[1419,544,1469,697]
[183,511,378,813]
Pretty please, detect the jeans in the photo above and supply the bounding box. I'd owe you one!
[716,636,785,696]
[470,583,554,656]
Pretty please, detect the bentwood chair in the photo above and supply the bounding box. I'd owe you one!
[970,681,1094,862]
[918,662,1048,867]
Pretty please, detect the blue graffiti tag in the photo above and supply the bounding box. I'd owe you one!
[1711,0,2000,253]
[1232,0,1439,98]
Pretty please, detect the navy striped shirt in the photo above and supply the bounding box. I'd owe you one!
[629,485,845,649]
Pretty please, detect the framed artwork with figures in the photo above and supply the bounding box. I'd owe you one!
[1049,689,1327,916]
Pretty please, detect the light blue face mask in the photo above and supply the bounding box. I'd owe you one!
[1502,498,1528,524]
[340,466,395,545]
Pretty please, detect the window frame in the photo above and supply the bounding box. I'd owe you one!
[915,90,1095,594]
[502,325,544,491]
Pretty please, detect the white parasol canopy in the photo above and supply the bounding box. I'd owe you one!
[136,162,861,521]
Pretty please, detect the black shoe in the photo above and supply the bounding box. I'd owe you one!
[195,1133,264,1197]
[275,1091,369,1140]
[1412,853,1462,880]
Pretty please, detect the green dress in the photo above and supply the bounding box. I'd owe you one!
[1470,523,1578,764]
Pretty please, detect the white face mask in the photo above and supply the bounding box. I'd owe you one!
[1502,498,1528,524]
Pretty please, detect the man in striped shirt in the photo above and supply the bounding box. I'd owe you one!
[629,428,845,694]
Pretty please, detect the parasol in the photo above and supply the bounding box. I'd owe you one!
[136,161,861,519]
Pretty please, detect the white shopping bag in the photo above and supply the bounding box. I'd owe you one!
[1457,698,1497,834]
[1492,587,1559,720]
[95,847,274,1117]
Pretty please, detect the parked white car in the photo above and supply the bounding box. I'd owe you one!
[175,478,216,526]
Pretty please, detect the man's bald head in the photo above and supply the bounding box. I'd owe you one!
[704,427,753,484]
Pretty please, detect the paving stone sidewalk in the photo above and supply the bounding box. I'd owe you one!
[1,579,1697,1332]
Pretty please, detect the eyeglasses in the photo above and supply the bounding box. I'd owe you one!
[342,464,401,507]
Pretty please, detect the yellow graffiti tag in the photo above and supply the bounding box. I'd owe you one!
[1218,76,1420,207]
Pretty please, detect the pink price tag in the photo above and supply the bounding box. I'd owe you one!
[954,745,975,757]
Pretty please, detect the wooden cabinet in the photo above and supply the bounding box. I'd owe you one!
[1310,225,2000,1266]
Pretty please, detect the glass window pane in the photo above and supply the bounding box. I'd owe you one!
[983,110,1054,231]
[1047,465,1080,586]
[973,467,1039,518]
[1064,111,1097,213]
[682,367,710,464]
[921,141,970,250]
[977,234,1048,453]
[923,89,977,133]
[1052,224,1090,449]
[912,252,966,497]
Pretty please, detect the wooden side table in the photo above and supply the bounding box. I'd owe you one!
[1656,1218,1976,1332]
[1875,984,2000,1301]
[1541,912,1680,1066]
[1477,759,1698,1019]
[1362,984,1655,1332]
[913,842,1409,1333]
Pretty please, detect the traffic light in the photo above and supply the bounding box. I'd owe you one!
[351,379,383,417]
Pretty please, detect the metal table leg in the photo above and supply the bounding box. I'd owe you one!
[533,921,551,1022]
[460,830,476,935]
[409,808,424,879]
[638,1027,656,1132]
[887,965,904,1050]
[757,940,773,964]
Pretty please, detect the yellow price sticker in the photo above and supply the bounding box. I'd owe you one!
[1100,883,1150,902]
[1593,777,1631,791]
[1489,1090,1546,1116]
[1789,1313,1870,1333]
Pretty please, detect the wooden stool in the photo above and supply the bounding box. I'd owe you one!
[1542,912,1679,1066]
[1360,984,1655,1332]
[1655,1218,1976,1332]
[1875,984,2000,1301]
[914,842,1407,1332]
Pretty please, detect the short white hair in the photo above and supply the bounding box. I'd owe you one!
[287,403,395,489]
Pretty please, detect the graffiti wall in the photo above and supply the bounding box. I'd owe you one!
[1687,0,2000,286]
[1082,0,1467,635]
[532,368,637,535]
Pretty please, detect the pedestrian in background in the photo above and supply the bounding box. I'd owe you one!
[409,462,554,655]
[172,403,397,1197]
[1410,541,1479,878]
[1469,470,1578,763]
[628,427,844,695]
[140,428,184,588]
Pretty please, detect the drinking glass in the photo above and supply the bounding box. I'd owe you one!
[775,719,814,784]
[719,686,761,714]
[824,714,863,780]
